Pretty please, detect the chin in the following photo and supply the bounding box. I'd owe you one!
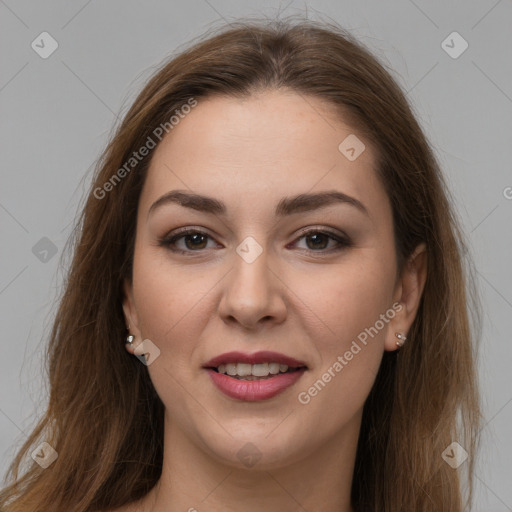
[195,421,321,471]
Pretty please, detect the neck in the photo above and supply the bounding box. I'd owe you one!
[141,411,361,512]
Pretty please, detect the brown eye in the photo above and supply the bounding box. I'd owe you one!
[305,232,331,250]
[160,227,352,256]
[293,229,352,253]
[161,229,217,254]
[182,232,209,250]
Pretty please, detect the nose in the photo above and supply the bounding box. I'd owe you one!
[218,243,287,330]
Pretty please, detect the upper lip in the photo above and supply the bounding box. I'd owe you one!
[203,350,307,369]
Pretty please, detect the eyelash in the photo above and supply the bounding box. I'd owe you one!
[159,227,352,256]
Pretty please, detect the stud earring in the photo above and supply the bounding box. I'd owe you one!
[126,334,134,346]
[395,332,407,348]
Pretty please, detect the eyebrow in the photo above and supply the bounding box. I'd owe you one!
[147,189,369,218]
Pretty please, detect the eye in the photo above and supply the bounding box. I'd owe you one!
[291,228,352,253]
[160,228,218,254]
[159,227,352,255]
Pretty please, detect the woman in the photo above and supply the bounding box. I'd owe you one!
[0,18,482,512]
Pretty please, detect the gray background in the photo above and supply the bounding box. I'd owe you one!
[1,1,511,510]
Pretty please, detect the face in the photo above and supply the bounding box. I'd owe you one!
[123,90,425,470]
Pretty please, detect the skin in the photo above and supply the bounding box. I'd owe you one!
[119,89,427,512]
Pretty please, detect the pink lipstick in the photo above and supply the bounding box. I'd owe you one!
[203,350,307,401]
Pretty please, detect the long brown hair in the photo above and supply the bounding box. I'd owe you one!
[0,17,482,512]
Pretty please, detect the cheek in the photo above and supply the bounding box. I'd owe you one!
[291,253,395,415]
[130,249,218,425]
[130,246,218,377]
[291,251,396,351]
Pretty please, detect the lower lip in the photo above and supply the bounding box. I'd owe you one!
[205,368,306,401]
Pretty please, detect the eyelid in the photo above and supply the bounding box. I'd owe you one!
[293,224,349,240]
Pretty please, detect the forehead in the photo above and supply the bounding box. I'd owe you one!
[140,90,387,220]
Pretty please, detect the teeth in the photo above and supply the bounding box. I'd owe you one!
[225,363,237,376]
[252,363,269,377]
[237,363,252,377]
[216,362,293,377]
[268,362,280,375]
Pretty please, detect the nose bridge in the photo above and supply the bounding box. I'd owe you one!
[231,234,272,301]
[219,234,286,327]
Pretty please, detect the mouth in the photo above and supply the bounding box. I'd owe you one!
[202,351,308,401]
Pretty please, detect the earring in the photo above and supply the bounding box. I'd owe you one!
[395,332,407,348]
[126,334,134,346]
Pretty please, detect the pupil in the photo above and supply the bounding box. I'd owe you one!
[186,233,207,250]
[308,233,327,250]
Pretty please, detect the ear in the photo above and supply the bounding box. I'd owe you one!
[122,278,141,355]
[384,243,428,352]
